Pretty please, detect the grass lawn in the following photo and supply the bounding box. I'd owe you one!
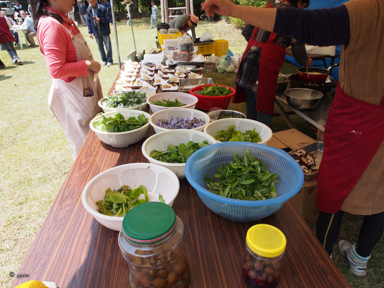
[1,18,383,288]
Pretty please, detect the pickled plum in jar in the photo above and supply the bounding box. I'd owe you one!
[242,224,286,288]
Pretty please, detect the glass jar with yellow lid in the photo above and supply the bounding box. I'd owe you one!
[118,202,190,288]
[242,224,286,288]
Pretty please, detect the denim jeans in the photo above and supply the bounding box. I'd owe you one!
[94,29,112,63]
[245,89,272,127]
[1,41,20,63]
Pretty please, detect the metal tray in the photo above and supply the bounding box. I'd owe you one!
[179,78,213,92]
[290,142,324,181]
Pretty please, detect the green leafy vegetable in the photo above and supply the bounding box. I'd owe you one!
[96,185,150,217]
[150,98,187,107]
[195,84,231,96]
[159,195,165,203]
[150,140,210,163]
[93,113,148,132]
[103,91,146,108]
[215,125,262,143]
[203,150,278,200]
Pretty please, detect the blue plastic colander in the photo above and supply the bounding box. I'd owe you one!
[185,142,304,222]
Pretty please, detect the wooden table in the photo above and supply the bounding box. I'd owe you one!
[11,128,350,287]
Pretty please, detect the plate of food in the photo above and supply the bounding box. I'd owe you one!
[141,69,154,75]
[161,68,175,73]
[168,76,180,83]
[161,84,178,91]
[156,64,168,70]
[174,71,186,78]
[188,72,203,78]
[121,71,137,77]
[153,74,168,86]
[140,73,153,81]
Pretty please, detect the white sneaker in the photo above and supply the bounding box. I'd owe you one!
[338,240,371,276]
[102,62,107,66]
[106,62,112,67]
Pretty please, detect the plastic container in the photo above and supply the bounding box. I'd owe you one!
[214,39,229,57]
[196,43,215,56]
[189,84,235,111]
[158,31,183,48]
[118,202,190,288]
[242,224,286,288]
[141,130,217,179]
[82,163,180,231]
[185,142,304,222]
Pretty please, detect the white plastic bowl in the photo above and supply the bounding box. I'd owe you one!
[90,110,150,147]
[82,163,180,231]
[150,108,210,134]
[142,130,217,179]
[204,118,273,145]
[98,97,148,113]
[147,92,198,113]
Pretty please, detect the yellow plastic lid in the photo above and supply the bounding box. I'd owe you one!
[246,224,286,258]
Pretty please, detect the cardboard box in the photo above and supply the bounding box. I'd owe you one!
[267,129,319,223]
[290,178,320,224]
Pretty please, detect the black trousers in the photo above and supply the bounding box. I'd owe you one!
[316,210,384,257]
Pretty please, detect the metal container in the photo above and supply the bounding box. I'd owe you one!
[289,142,324,180]
[284,88,324,110]
[179,78,213,92]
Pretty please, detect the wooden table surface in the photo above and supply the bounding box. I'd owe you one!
[11,128,350,288]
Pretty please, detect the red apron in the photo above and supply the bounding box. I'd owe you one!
[234,5,286,115]
[316,84,384,213]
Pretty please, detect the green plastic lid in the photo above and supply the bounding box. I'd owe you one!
[122,202,176,245]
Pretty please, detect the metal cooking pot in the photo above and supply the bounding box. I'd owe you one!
[284,88,324,110]
[297,63,340,83]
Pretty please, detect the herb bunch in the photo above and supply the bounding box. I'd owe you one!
[150,140,210,163]
[96,185,149,217]
[215,125,262,143]
[157,116,206,129]
[195,84,231,96]
[103,91,146,108]
[150,98,187,107]
[203,150,278,200]
[93,113,148,132]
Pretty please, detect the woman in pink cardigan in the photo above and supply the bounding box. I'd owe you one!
[31,0,103,158]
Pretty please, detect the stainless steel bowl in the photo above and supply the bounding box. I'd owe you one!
[284,88,324,110]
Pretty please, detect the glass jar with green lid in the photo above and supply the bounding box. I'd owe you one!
[118,202,190,288]
[242,224,286,288]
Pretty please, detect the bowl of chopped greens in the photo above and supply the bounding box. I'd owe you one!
[185,142,304,222]
[99,91,148,113]
[150,108,210,134]
[189,84,236,111]
[147,92,198,113]
[90,110,150,147]
[82,163,180,231]
[204,118,273,145]
[142,130,217,178]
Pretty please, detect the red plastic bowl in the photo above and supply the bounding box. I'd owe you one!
[189,84,235,111]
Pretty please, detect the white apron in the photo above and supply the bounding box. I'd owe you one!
[48,24,102,157]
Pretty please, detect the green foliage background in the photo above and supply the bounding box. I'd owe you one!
[228,0,266,28]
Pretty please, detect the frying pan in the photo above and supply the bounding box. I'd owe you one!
[297,63,340,83]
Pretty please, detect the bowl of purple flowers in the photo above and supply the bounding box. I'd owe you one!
[149,108,210,134]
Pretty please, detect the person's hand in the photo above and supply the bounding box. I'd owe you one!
[201,0,235,18]
[305,57,313,68]
[85,60,101,73]
[94,17,100,23]
[89,34,93,39]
